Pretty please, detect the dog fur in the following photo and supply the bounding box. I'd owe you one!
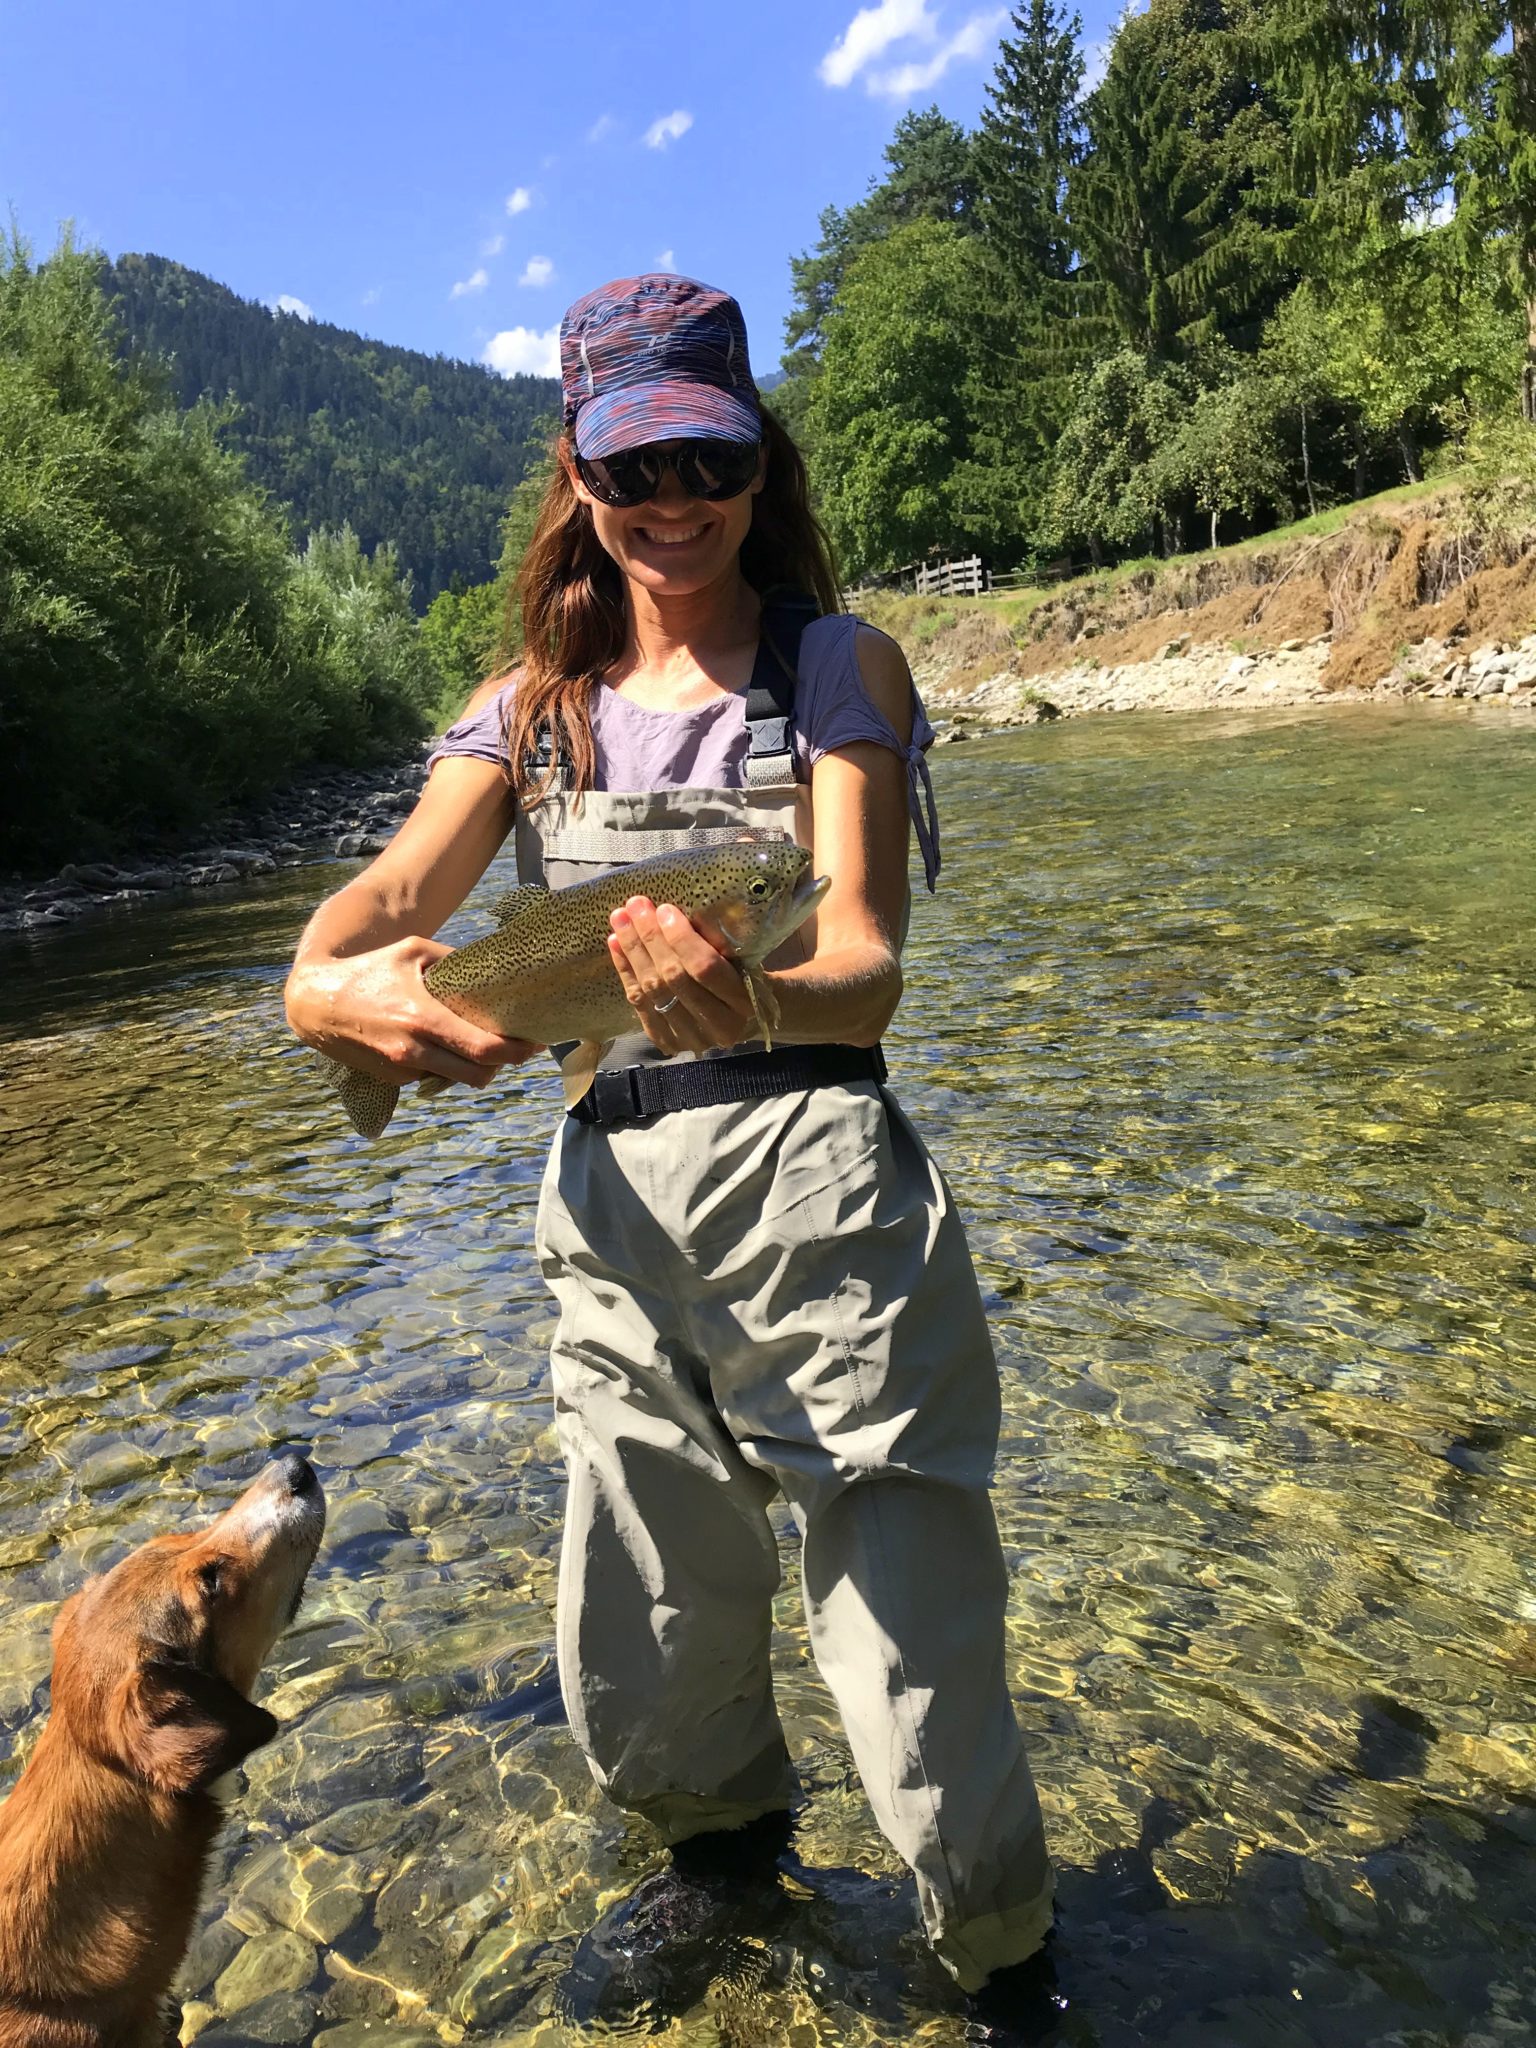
[0,1456,325,2048]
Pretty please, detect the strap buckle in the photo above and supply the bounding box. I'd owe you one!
[748,715,791,757]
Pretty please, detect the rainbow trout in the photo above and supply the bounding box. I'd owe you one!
[324,838,830,1138]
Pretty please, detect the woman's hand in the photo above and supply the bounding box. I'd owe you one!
[286,934,543,1087]
[607,897,758,1054]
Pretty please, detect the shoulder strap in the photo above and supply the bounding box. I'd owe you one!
[744,591,820,790]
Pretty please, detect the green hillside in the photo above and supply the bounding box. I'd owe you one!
[100,253,559,606]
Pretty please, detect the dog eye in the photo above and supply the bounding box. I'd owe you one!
[197,1559,223,1601]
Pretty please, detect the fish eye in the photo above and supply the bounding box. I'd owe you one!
[748,878,771,898]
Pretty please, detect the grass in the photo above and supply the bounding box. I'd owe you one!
[852,474,1471,650]
[976,475,1461,614]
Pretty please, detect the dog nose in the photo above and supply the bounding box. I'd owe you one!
[277,1452,318,1497]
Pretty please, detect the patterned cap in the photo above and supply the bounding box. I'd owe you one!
[560,273,761,460]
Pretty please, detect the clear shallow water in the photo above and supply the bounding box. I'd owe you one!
[2,703,1535,2047]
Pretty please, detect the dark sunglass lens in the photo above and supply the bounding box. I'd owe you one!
[578,449,661,506]
[677,440,760,499]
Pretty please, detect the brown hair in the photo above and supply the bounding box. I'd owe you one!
[503,409,842,803]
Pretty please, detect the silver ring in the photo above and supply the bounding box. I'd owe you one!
[654,995,680,1015]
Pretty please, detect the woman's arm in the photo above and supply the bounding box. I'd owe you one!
[285,755,542,1087]
[606,625,913,1052]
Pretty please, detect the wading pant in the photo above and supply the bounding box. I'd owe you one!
[535,1079,1054,1991]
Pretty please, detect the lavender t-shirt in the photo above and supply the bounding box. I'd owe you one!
[427,613,941,890]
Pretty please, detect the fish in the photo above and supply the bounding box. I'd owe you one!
[322,836,831,1138]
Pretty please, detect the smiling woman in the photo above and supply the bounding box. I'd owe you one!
[284,270,1057,2041]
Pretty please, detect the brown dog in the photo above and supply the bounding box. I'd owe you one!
[0,1453,326,2048]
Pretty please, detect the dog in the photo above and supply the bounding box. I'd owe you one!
[0,1453,326,2048]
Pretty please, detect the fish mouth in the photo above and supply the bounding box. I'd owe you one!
[793,872,832,915]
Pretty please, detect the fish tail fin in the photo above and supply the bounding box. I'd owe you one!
[560,1039,611,1109]
[743,966,780,1052]
[321,1056,401,1140]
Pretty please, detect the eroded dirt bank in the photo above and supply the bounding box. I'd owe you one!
[861,489,1536,738]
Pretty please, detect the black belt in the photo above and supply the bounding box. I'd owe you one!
[566,1043,887,1126]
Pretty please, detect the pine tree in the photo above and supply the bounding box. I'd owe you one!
[1069,0,1295,360]
[1271,0,1536,418]
[963,0,1091,554]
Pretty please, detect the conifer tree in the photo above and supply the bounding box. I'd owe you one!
[1272,0,1536,419]
[963,0,1090,552]
[1069,0,1294,359]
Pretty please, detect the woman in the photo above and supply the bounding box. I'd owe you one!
[285,274,1057,2040]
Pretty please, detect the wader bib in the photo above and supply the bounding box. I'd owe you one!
[523,605,1054,1989]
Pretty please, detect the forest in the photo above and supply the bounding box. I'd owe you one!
[771,0,1536,580]
[0,234,455,867]
[101,254,558,607]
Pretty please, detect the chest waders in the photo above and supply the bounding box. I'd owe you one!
[525,600,1054,1990]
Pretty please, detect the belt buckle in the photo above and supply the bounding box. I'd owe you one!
[582,1065,647,1125]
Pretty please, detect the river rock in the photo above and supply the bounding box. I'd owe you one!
[314,2027,442,2048]
[59,862,124,890]
[213,1930,317,2012]
[181,1912,245,1990]
[450,1925,542,2030]
[230,1840,370,1944]
[203,1991,318,2044]
[74,1441,157,1492]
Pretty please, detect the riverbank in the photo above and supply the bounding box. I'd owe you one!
[863,481,1536,739]
[9,485,1535,932]
[0,746,432,937]
[923,624,1536,740]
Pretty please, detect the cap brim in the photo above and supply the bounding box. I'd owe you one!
[573,380,761,459]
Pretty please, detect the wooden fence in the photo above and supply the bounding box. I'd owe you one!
[843,553,992,603]
[843,552,1088,604]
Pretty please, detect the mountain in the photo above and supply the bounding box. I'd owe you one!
[100,254,560,607]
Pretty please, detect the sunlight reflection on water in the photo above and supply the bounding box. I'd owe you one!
[2,703,1534,2046]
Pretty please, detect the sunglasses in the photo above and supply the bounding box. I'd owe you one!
[574,438,762,509]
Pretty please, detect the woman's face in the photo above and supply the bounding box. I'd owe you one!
[566,439,767,598]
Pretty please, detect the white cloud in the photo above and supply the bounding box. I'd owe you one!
[818,0,935,87]
[505,186,533,215]
[587,113,617,143]
[361,287,380,307]
[644,109,693,149]
[481,231,506,258]
[484,325,561,377]
[270,293,315,320]
[868,8,1005,95]
[655,248,678,272]
[450,267,490,299]
[519,255,555,288]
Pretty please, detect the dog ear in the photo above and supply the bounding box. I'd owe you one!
[123,1659,279,1794]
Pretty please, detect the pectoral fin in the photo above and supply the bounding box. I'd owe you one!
[742,966,781,1052]
[559,1039,612,1108]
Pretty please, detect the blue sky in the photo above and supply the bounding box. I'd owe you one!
[2,0,1122,382]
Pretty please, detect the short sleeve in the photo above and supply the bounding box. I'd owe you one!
[794,614,941,892]
[426,681,515,774]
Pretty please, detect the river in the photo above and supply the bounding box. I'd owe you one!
[2,704,1534,2047]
